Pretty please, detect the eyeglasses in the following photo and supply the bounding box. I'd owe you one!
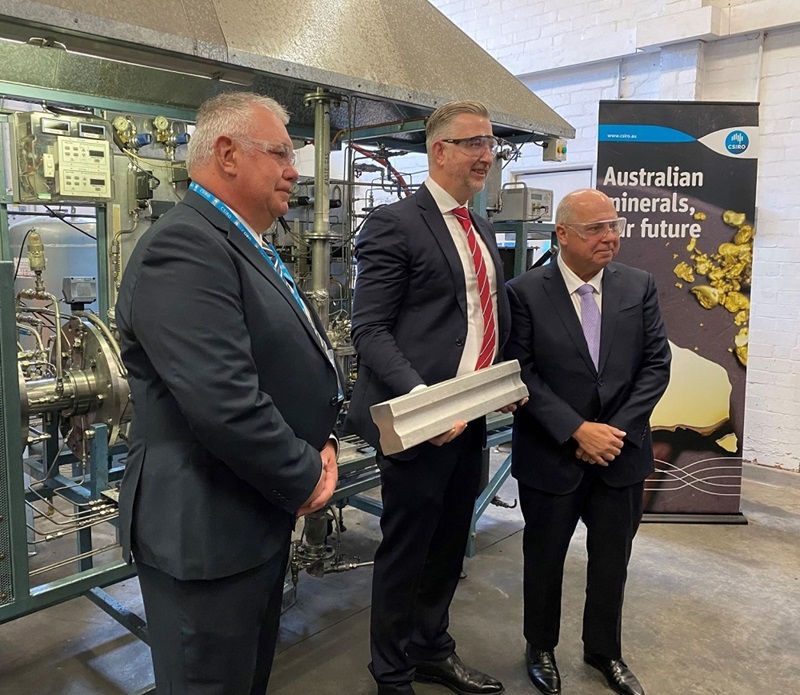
[563,217,627,239]
[244,139,297,167]
[440,135,504,155]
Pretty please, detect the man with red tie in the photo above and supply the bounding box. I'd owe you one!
[346,101,516,695]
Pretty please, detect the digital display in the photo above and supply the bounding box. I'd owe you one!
[89,150,105,158]
[90,178,106,186]
[41,118,70,135]
[79,122,106,138]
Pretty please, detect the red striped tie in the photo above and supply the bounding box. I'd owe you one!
[452,207,496,371]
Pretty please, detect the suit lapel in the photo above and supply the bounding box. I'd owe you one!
[415,185,468,320]
[183,191,332,361]
[599,264,621,373]
[543,262,597,375]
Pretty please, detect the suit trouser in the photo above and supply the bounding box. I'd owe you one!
[136,540,289,695]
[518,471,644,659]
[369,424,483,688]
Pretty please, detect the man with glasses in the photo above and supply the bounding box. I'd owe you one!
[116,92,342,694]
[505,189,670,695]
[347,101,519,695]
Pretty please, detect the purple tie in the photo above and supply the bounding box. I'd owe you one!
[577,284,600,369]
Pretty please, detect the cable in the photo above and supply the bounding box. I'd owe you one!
[13,228,34,281]
[42,205,97,240]
[42,102,93,117]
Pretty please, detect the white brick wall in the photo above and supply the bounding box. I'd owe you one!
[427,0,800,472]
[741,28,800,471]
[659,42,705,99]
[705,0,759,7]
[429,0,661,75]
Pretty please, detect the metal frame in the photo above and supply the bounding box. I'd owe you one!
[492,220,556,277]
[0,87,138,624]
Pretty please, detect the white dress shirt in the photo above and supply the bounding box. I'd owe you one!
[557,250,604,321]
[425,177,499,376]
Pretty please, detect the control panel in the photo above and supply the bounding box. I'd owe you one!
[10,112,114,203]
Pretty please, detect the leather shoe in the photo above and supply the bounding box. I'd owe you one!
[584,653,645,695]
[525,645,560,694]
[414,652,504,694]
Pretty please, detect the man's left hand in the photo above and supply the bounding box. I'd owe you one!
[497,397,529,414]
[297,441,339,517]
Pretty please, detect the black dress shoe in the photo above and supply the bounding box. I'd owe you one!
[525,645,560,694]
[414,652,504,695]
[584,653,645,695]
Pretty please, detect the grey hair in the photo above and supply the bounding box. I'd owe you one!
[185,91,290,175]
[425,100,490,153]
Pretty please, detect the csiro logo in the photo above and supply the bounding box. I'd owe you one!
[725,130,749,154]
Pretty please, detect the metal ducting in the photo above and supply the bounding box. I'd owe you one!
[0,0,574,144]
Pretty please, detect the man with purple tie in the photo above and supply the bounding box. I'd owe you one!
[505,189,671,695]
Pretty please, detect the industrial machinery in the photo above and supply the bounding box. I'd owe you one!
[0,3,573,684]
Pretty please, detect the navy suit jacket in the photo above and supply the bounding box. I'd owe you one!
[345,183,511,456]
[116,190,342,580]
[506,259,671,494]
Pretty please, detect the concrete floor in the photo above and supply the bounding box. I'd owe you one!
[1,456,799,695]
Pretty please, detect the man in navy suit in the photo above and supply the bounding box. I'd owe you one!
[347,100,520,695]
[506,189,671,695]
[116,92,342,694]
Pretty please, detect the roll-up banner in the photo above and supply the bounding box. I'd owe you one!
[597,101,758,521]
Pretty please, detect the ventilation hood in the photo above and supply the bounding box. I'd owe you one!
[0,0,574,145]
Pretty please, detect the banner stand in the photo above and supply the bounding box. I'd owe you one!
[643,513,747,525]
[597,100,759,521]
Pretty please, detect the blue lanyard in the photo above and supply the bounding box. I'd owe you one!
[189,182,308,315]
[189,182,343,401]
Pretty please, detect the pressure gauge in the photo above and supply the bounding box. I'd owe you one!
[112,115,129,133]
[153,115,169,131]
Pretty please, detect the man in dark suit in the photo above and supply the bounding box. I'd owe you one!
[347,101,520,695]
[115,92,342,695]
[506,189,671,695]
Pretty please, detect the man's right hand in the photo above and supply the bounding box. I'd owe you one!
[429,420,468,446]
[572,421,626,466]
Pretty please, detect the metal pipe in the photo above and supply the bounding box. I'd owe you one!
[25,378,75,412]
[17,293,62,379]
[305,88,336,328]
[23,369,96,416]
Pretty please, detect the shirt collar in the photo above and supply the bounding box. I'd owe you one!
[557,251,604,295]
[425,177,464,215]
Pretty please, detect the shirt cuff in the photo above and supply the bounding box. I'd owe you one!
[327,433,339,459]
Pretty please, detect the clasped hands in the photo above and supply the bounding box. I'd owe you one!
[297,439,339,517]
[572,421,626,466]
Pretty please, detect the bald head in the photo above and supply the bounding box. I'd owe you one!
[555,188,620,281]
[555,189,615,226]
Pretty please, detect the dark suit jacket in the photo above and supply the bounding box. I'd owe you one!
[506,259,671,494]
[116,190,342,581]
[345,183,511,455]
